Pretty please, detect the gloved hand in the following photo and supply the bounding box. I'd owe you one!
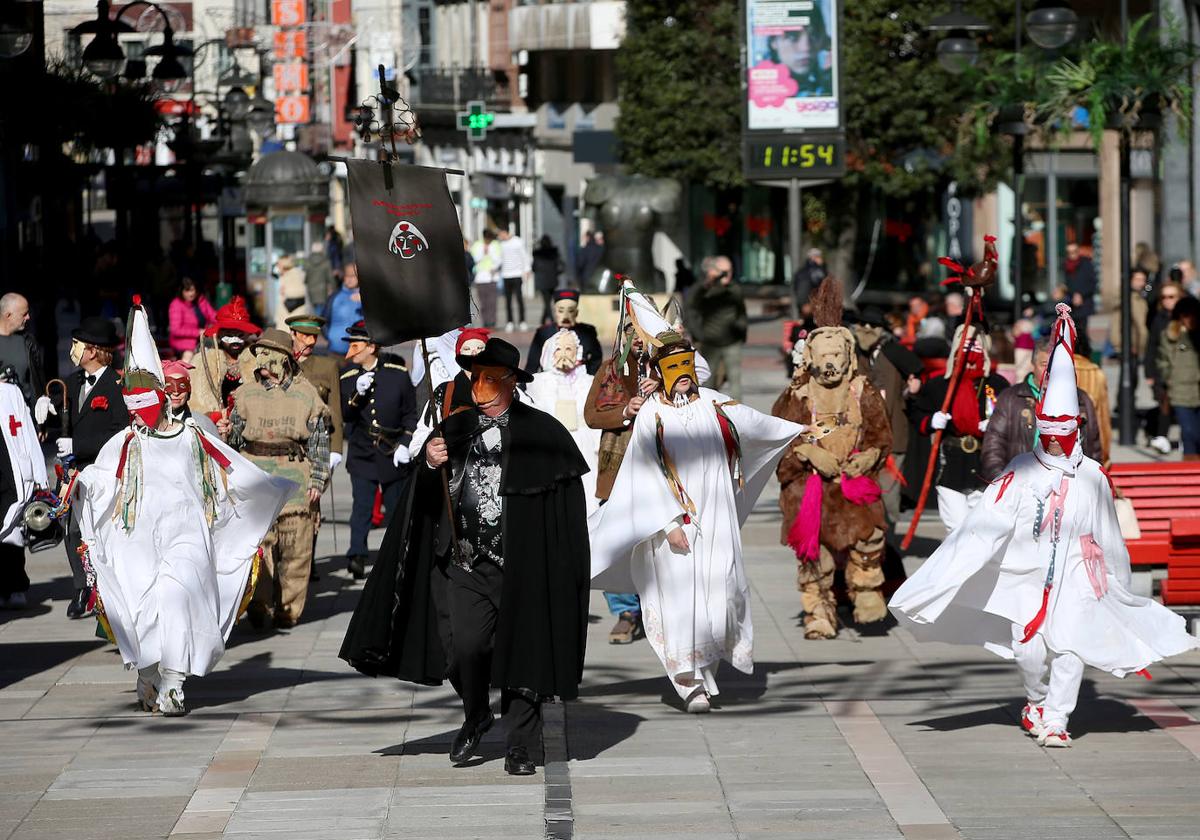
[931,411,952,431]
[355,371,375,395]
[795,443,840,479]
[844,448,881,479]
[34,396,56,425]
[977,419,989,433]
[56,437,73,457]
[393,446,412,467]
[329,452,343,470]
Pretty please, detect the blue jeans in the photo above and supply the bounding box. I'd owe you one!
[1175,406,1200,455]
[349,472,406,557]
[604,592,640,617]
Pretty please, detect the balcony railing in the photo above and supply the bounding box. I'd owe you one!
[413,68,511,108]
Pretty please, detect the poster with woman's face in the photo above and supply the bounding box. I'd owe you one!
[746,0,839,130]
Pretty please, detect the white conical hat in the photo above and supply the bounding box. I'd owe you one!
[621,279,675,348]
[124,297,164,389]
[1037,303,1080,423]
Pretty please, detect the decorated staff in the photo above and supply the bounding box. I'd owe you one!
[901,235,998,550]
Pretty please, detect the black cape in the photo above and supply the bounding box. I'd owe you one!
[339,399,591,700]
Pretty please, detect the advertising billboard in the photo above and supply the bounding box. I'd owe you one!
[745,0,839,131]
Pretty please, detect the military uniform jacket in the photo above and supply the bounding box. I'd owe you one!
[64,367,127,469]
[231,376,329,514]
[299,353,344,454]
[341,353,418,484]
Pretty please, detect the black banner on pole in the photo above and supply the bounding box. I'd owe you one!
[345,160,471,345]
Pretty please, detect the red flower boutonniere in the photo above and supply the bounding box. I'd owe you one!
[90,396,109,411]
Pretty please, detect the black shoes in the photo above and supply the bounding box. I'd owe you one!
[347,555,367,580]
[449,714,493,765]
[504,747,536,776]
[66,587,92,619]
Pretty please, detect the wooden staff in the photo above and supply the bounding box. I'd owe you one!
[900,292,981,551]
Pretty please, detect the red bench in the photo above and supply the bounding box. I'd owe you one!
[1108,463,1200,606]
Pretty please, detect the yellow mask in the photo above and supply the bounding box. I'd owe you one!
[657,349,696,395]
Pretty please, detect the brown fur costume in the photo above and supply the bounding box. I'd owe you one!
[771,279,893,638]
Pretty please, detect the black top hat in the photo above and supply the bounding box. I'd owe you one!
[456,337,534,383]
[72,316,119,349]
[343,320,373,343]
[552,289,581,303]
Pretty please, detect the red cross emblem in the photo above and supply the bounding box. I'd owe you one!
[8,415,21,437]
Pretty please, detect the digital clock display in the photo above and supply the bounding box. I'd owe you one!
[743,134,846,180]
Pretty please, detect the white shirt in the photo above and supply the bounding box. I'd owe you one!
[80,366,109,406]
[499,236,531,279]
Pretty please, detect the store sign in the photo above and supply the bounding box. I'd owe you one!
[276,96,311,124]
[743,133,845,180]
[744,0,840,131]
[943,181,973,265]
[273,30,307,59]
[273,63,309,92]
[270,0,306,27]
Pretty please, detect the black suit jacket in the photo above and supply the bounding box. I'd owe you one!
[65,368,127,468]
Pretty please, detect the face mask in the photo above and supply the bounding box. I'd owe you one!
[554,300,579,327]
[1039,431,1078,457]
[254,347,291,383]
[552,335,580,372]
[472,365,514,405]
[459,338,486,356]
[657,350,697,394]
[219,334,247,356]
[124,389,165,428]
[69,340,86,367]
[164,377,191,408]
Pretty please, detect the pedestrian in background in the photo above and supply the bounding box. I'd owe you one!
[686,255,747,400]
[275,254,308,328]
[532,235,564,325]
[576,230,605,287]
[1157,296,1200,460]
[1145,281,1186,454]
[791,247,826,315]
[324,262,363,356]
[0,293,44,408]
[1063,243,1097,331]
[167,278,216,363]
[498,230,530,332]
[1134,242,1161,290]
[1107,268,1149,399]
[470,230,502,328]
[304,241,336,314]
[1072,333,1111,467]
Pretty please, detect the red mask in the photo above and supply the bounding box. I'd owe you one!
[124,387,166,429]
[1039,431,1078,457]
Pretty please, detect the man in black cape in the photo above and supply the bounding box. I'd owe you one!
[340,337,590,776]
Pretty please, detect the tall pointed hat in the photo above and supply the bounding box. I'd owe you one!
[1035,302,1082,456]
[122,296,167,427]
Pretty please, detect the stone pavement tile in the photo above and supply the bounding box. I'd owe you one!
[388,784,542,806]
[245,755,401,791]
[12,795,190,839]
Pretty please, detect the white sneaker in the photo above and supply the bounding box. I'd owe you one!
[1150,436,1172,454]
[1038,728,1072,748]
[685,691,711,714]
[6,592,25,609]
[504,322,515,333]
[1021,703,1044,737]
[519,321,528,331]
[157,687,187,716]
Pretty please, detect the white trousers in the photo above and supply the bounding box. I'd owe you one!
[1011,624,1084,731]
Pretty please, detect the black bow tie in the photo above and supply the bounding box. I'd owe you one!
[477,413,510,431]
[85,374,96,385]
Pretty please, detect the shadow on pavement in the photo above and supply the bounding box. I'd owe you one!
[0,639,106,689]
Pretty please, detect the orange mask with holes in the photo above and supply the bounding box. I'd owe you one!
[471,365,515,406]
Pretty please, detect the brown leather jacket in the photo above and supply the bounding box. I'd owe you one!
[980,379,1102,481]
[583,357,640,501]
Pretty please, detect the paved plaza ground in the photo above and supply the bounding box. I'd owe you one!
[2,320,1198,840]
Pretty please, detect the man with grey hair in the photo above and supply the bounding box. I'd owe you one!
[0,293,44,408]
[686,255,747,399]
[981,334,1101,481]
[792,247,827,314]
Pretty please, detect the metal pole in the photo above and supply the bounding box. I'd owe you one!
[788,177,802,319]
[1046,150,1059,297]
[1118,5,1136,445]
[1012,132,1025,322]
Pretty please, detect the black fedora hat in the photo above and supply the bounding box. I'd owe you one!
[72,316,119,349]
[457,337,534,383]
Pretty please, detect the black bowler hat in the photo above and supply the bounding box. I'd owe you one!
[552,289,581,304]
[456,337,534,383]
[845,306,887,328]
[72,316,119,349]
[343,320,373,343]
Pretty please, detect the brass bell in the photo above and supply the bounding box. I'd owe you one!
[23,499,53,533]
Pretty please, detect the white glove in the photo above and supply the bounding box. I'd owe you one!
[56,437,73,457]
[393,446,412,467]
[355,372,375,395]
[329,452,343,470]
[978,419,989,433]
[34,395,55,424]
[931,411,951,431]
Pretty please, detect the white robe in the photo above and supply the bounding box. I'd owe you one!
[526,367,601,515]
[890,453,1199,676]
[0,384,47,546]
[76,422,294,677]
[590,389,802,698]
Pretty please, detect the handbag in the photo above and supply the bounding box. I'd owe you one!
[1114,495,1141,540]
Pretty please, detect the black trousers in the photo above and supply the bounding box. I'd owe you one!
[65,511,86,589]
[0,542,28,597]
[348,471,406,558]
[436,559,543,760]
[502,277,526,324]
[538,289,554,325]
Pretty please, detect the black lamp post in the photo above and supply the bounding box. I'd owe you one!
[72,0,190,86]
[0,2,33,59]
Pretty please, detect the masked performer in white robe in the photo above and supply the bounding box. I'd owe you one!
[591,326,803,712]
[74,302,294,715]
[527,329,602,515]
[890,304,1199,746]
